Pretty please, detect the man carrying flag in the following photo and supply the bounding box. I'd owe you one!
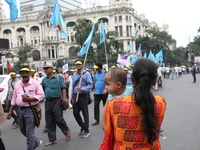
[50,0,67,39]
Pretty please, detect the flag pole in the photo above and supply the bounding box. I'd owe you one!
[104,41,109,67]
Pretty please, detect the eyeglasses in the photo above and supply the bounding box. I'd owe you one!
[43,67,50,70]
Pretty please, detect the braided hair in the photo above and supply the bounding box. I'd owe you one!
[132,58,160,144]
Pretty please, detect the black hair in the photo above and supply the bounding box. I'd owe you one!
[95,62,103,69]
[132,58,159,144]
[108,67,127,87]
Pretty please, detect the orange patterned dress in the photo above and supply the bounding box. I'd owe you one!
[99,95,166,150]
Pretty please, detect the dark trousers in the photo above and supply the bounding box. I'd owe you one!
[158,76,162,88]
[45,98,69,142]
[94,94,108,122]
[73,94,89,132]
[192,73,196,82]
[6,100,18,125]
[0,138,6,150]
[18,107,39,150]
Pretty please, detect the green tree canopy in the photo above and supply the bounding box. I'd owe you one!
[14,43,33,71]
[73,18,123,67]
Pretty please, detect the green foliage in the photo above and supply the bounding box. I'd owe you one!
[73,19,123,67]
[136,29,174,65]
[14,43,34,71]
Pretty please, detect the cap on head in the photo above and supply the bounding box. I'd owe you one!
[43,63,53,69]
[31,69,36,72]
[75,61,83,65]
[9,71,16,75]
[93,65,99,69]
[123,67,128,71]
[20,67,31,72]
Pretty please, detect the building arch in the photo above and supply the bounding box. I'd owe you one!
[68,46,77,58]
[3,29,12,34]
[32,50,40,61]
[30,26,40,32]
[98,18,109,23]
[17,27,25,32]
[67,21,76,27]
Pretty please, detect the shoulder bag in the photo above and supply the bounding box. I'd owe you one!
[21,85,42,127]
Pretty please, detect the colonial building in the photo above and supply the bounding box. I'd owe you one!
[0,0,159,70]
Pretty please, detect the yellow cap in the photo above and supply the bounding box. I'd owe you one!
[93,65,99,69]
[20,68,30,72]
[85,68,90,71]
[31,69,36,72]
[53,69,56,73]
[111,66,116,69]
[9,72,16,75]
[75,61,82,65]
[123,68,128,71]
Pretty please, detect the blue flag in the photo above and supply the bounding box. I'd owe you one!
[50,0,67,39]
[100,20,106,44]
[5,0,18,22]
[148,50,155,61]
[143,52,147,58]
[155,49,163,64]
[78,24,95,56]
[137,44,141,56]
[127,44,132,51]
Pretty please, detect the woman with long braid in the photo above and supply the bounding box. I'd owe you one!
[99,58,166,150]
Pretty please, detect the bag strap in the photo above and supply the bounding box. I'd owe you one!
[21,84,32,107]
[56,74,62,99]
[74,71,86,87]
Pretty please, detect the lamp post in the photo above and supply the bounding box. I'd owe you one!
[131,30,138,53]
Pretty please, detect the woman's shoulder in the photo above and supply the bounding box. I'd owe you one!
[154,95,166,103]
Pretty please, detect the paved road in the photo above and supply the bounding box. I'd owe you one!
[1,73,200,150]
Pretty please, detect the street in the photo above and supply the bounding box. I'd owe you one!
[1,73,200,150]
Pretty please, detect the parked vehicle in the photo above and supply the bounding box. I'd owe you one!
[0,75,21,105]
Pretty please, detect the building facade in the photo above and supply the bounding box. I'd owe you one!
[0,0,159,70]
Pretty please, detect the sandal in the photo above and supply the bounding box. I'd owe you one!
[66,129,71,141]
[45,140,57,146]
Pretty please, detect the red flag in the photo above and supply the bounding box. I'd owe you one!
[7,60,12,71]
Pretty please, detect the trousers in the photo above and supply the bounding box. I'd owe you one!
[45,98,69,142]
[73,94,89,132]
[94,94,107,122]
[18,107,40,150]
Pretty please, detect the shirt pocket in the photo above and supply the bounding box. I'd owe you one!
[50,80,58,89]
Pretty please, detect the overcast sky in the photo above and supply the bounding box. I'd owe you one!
[131,0,200,47]
[3,0,200,47]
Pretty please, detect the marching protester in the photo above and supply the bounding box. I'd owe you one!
[30,69,38,81]
[71,60,93,138]
[42,63,71,146]
[91,63,107,126]
[100,59,166,149]
[4,71,20,129]
[7,66,44,150]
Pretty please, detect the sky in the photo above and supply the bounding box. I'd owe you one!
[131,0,200,47]
[2,0,200,47]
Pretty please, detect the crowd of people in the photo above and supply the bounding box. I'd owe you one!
[0,58,169,150]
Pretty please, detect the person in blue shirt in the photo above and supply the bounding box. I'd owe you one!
[71,60,93,138]
[91,63,108,126]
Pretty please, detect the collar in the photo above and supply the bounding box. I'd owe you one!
[20,77,33,86]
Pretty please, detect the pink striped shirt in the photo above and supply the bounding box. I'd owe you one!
[11,78,44,107]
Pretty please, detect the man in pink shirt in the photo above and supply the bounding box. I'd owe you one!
[7,66,44,150]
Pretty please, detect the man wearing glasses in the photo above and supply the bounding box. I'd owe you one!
[7,66,44,150]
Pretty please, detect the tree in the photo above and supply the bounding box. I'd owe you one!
[136,29,174,64]
[14,43,34,71]
[73,18,123,67]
